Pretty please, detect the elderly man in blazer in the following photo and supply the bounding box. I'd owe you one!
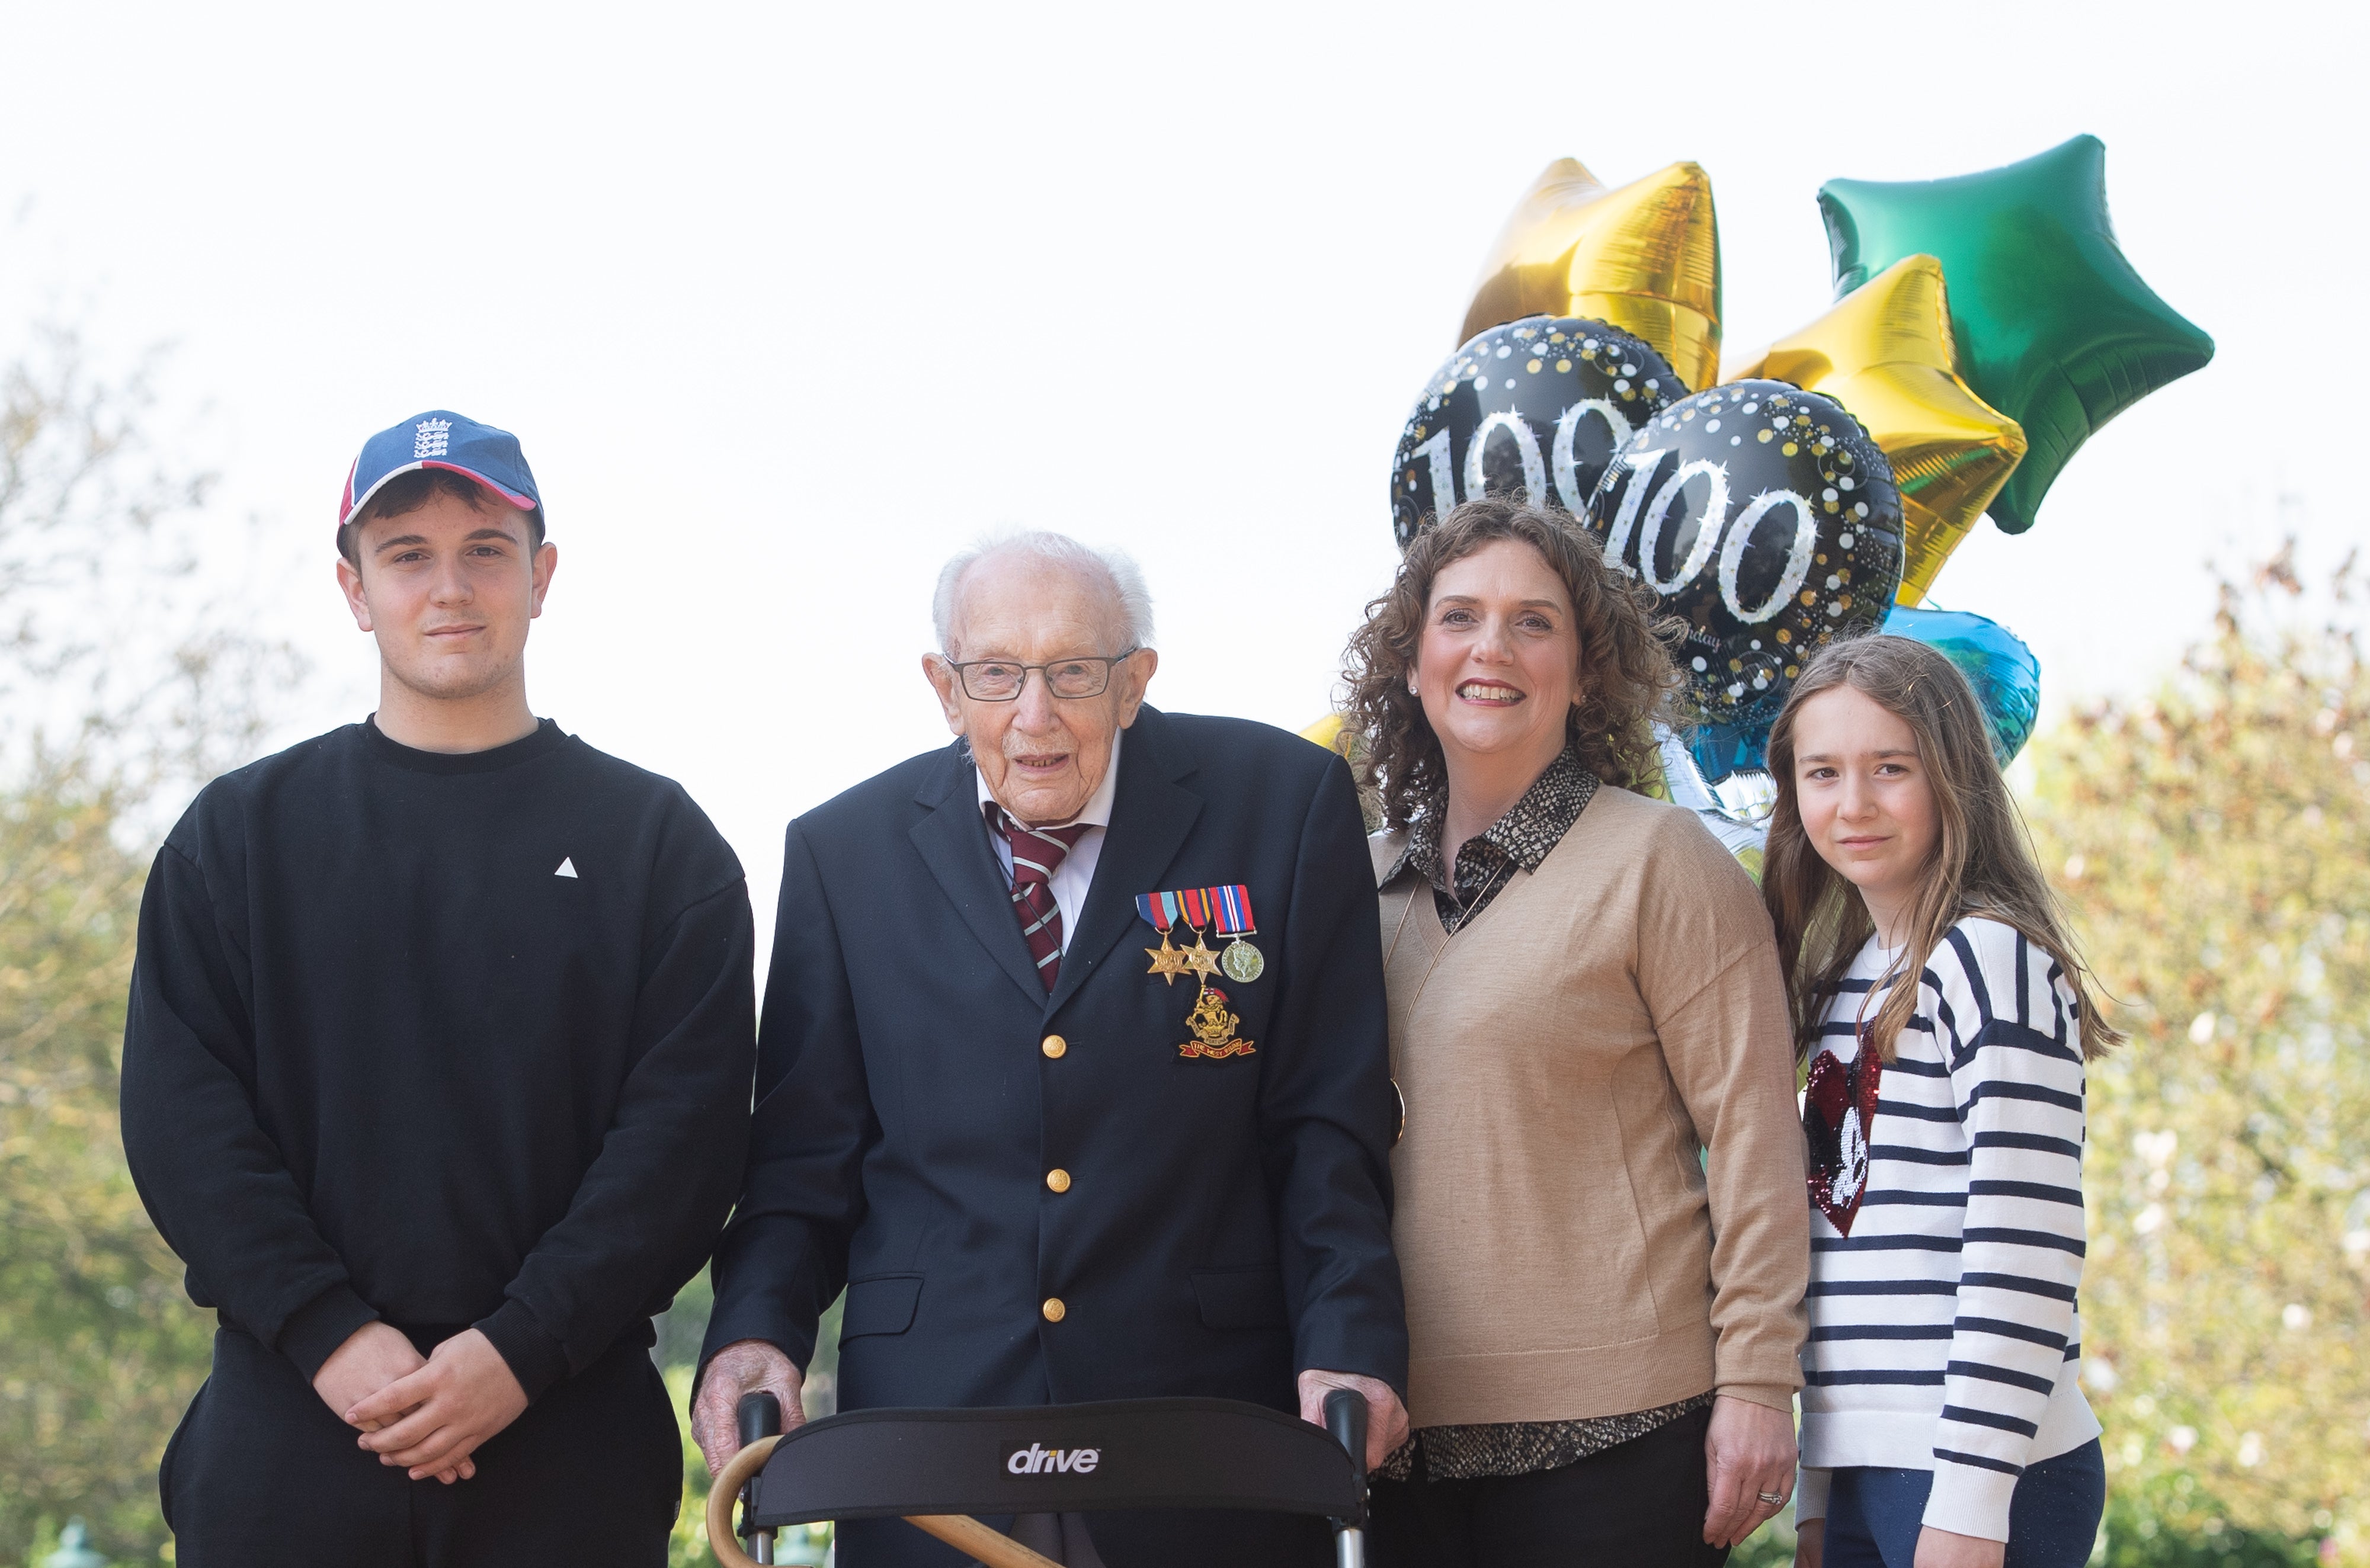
[693,531,1407,1567]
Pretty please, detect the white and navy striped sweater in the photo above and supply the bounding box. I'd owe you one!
[1796,918,2102,1541]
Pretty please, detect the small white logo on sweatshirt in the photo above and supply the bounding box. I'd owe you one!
[555,857,578,878]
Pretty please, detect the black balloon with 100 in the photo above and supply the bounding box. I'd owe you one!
[1389,316,1684,550]
[1583,379,1904,782]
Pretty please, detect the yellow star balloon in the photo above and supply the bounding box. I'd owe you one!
[1459,158,1722,396]
[1299,712,1347,753]
[1727,255,2025,605]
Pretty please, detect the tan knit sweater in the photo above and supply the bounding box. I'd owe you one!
[1370,784,1808,1427]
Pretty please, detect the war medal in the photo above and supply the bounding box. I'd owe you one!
[1180,931,1224,981]
[1138,892,1192,985]
[1174,885,1264,983]
[1137,887,1261,1060]
[1212,884,1264,983]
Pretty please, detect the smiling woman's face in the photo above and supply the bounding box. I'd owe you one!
[1413,538,1581,778]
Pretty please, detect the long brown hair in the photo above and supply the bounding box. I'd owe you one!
[1763,634,2121,1062]
[1341,497,1682,830]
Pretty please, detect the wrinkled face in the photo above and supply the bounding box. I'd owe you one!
[1413,539,1582,774]
[336,490,554,704]
[923,554,1157,826]
[1790,684,1940,918]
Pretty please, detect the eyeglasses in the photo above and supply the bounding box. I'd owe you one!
[944,649,1139,701]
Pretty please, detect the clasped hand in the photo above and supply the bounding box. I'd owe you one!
[312,1322,527,1484]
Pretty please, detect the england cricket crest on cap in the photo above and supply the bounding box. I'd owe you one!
[414,418,453,458]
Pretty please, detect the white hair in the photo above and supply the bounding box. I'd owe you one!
[931,530,1156,656]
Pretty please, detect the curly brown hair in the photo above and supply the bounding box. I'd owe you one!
[1342,498,1684,831]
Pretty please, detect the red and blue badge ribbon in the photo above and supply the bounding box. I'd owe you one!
[1136,886,1256,934]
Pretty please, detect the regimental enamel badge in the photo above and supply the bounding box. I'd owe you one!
[1177,985,1256,1060]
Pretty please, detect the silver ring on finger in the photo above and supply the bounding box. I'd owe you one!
[1756,1490,1787,1506]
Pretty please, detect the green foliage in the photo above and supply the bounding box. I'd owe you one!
[659,1285,841,1568]
[1730,1508,1797,1567]
[2101,1477,2321,1567]
[2025,558,2365,1564]
[0,769,214,1564]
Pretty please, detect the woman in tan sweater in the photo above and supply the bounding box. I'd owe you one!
[1341,499,1809,1566]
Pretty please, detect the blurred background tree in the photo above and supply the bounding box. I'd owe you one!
[2025,547,2368,1567]
[0,328,300,1564]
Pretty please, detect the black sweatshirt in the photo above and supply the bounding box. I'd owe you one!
[120,719,755,1400]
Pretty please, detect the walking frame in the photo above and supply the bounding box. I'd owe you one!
[707,1389,1372,1568]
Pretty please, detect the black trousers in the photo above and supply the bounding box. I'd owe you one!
[1367,1405,1727,1568]
[162,1326,682,1568]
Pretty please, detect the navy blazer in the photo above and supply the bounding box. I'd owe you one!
[703,705,1407,1421]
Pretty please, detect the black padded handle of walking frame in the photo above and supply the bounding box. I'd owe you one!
[742,1396,1363,1529]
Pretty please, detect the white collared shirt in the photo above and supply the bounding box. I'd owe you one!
[978,727,1123,954]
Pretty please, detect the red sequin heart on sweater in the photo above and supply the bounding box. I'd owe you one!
[1803,1041,1882,1236]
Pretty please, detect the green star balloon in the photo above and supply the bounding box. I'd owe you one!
[1819,134,2212,534]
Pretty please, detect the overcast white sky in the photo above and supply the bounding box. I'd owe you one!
[2,0,2359,944]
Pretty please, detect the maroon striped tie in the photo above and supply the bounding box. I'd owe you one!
[989,806,1091,992]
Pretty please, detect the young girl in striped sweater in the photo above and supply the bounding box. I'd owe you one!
[1762,636,2121,1568]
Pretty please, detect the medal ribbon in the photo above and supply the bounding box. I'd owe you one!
[1135,886,1257,934]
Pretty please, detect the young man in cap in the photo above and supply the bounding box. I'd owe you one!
[122,412,756,1566]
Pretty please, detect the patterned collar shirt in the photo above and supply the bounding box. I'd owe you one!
[1383,742,1600,935]
[1376,742,1713,1483]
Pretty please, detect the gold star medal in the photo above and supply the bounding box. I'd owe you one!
[1138,893,1192,986]
[1144,934,1189,985]
[1180,930,1223,982]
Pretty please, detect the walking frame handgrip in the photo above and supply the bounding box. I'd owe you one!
[704,1422,1062,1568]
[733,1393,782,1564]
[1322,1388,1369,1568]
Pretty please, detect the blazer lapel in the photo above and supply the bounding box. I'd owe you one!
[1045,707,1202,1017]
[909,745,1047,1008]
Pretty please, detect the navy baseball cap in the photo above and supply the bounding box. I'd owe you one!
[337,410,543,537]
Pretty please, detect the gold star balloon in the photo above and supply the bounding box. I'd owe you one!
[1460,158,1722,396]
[1727,255,2025,605]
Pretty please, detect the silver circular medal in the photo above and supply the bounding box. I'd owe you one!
[1221,938,1265,983]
